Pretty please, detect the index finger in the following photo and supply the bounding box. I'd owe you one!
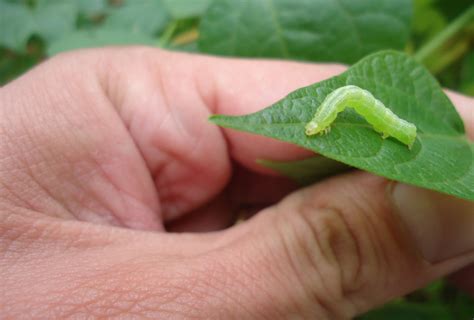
[193,54,474,171]
[197,55,347,171]
[445,91,474,139]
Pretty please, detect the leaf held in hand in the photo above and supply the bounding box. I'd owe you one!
[210,51,474,201]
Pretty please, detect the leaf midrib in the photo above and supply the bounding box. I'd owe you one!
[217,116,466,139]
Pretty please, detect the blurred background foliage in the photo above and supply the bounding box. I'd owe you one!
[0,0,473,93]
[0,0,473,318]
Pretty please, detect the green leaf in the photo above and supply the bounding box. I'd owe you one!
[0,0,79,51]
[412,0,447,42]
[0,1,35,51]
[449,289,474,319]
[47,29,156,56]
[198,0,412,63]
[258,156,351,185]
[359,302,452,320]
[435,0,473,20]
[163,0,211,19]
[460,51,474,96]
[210,51,474,201]
[103,0,170,36]
[0,48,41,85]
[33,0,78,42]
[77,0,108,17]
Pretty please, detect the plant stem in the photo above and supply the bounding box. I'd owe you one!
[171,28,199,46]
[158,21,178,48]
[427,40,469,74]
[414,5,474,62]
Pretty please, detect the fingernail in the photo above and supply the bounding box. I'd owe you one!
[391,183,474,263]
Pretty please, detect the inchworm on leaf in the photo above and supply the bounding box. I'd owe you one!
[305,85,417,149]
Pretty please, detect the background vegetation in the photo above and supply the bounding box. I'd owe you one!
[0,0,473,318]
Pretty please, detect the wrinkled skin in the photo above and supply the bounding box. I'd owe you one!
[0,48,473,319]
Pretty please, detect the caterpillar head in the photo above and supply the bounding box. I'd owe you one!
[305,121,322,136]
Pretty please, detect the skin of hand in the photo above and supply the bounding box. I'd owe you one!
[0,47,473,319]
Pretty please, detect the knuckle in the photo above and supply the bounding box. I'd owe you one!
[298,203,365,296]
[272,178,422,316]
[274,196,359,318]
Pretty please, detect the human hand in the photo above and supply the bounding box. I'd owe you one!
[0,48,473,319]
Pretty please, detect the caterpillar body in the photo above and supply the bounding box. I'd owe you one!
[305,85,417,149]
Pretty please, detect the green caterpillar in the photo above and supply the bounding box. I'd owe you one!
[305,85,417,149]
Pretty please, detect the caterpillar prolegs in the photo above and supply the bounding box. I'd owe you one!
[305,85,417,149]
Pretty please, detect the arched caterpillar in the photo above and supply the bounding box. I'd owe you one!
[305,85,417,149]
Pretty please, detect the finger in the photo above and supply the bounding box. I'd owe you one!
[445,91,474,139]
[97,47,345,221]
[196,53,347,173]
[0,209,225,318]
[443,92,474,295]
[0,55,164,230]
[206,172,474,318]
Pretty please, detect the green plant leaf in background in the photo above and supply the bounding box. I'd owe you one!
[33,0,78,42]
[77,0,108,17]
[211,51,474,201]
[198,0,412,64]
[47,29,156,56]
[0,1,36,51]
[412,0,447,42]
[358,302,452,320]
[460,51,474,96]
[103,0,170,37]
[0,0,78,51]
[163,0,211,19]
[258,156,352,185]
[0,48,42,84]
[359,280,474,320]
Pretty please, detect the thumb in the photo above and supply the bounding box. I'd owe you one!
[217,171,474,318]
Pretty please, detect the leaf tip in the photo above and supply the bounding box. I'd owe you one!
[255,158,269,166]
[208,114,219,121]
[208,114,224,125]
[208,114,236,128]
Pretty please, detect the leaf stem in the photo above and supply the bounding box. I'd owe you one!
[414,5,474,62]
[158,21,178,48]
[428,40,469,74]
